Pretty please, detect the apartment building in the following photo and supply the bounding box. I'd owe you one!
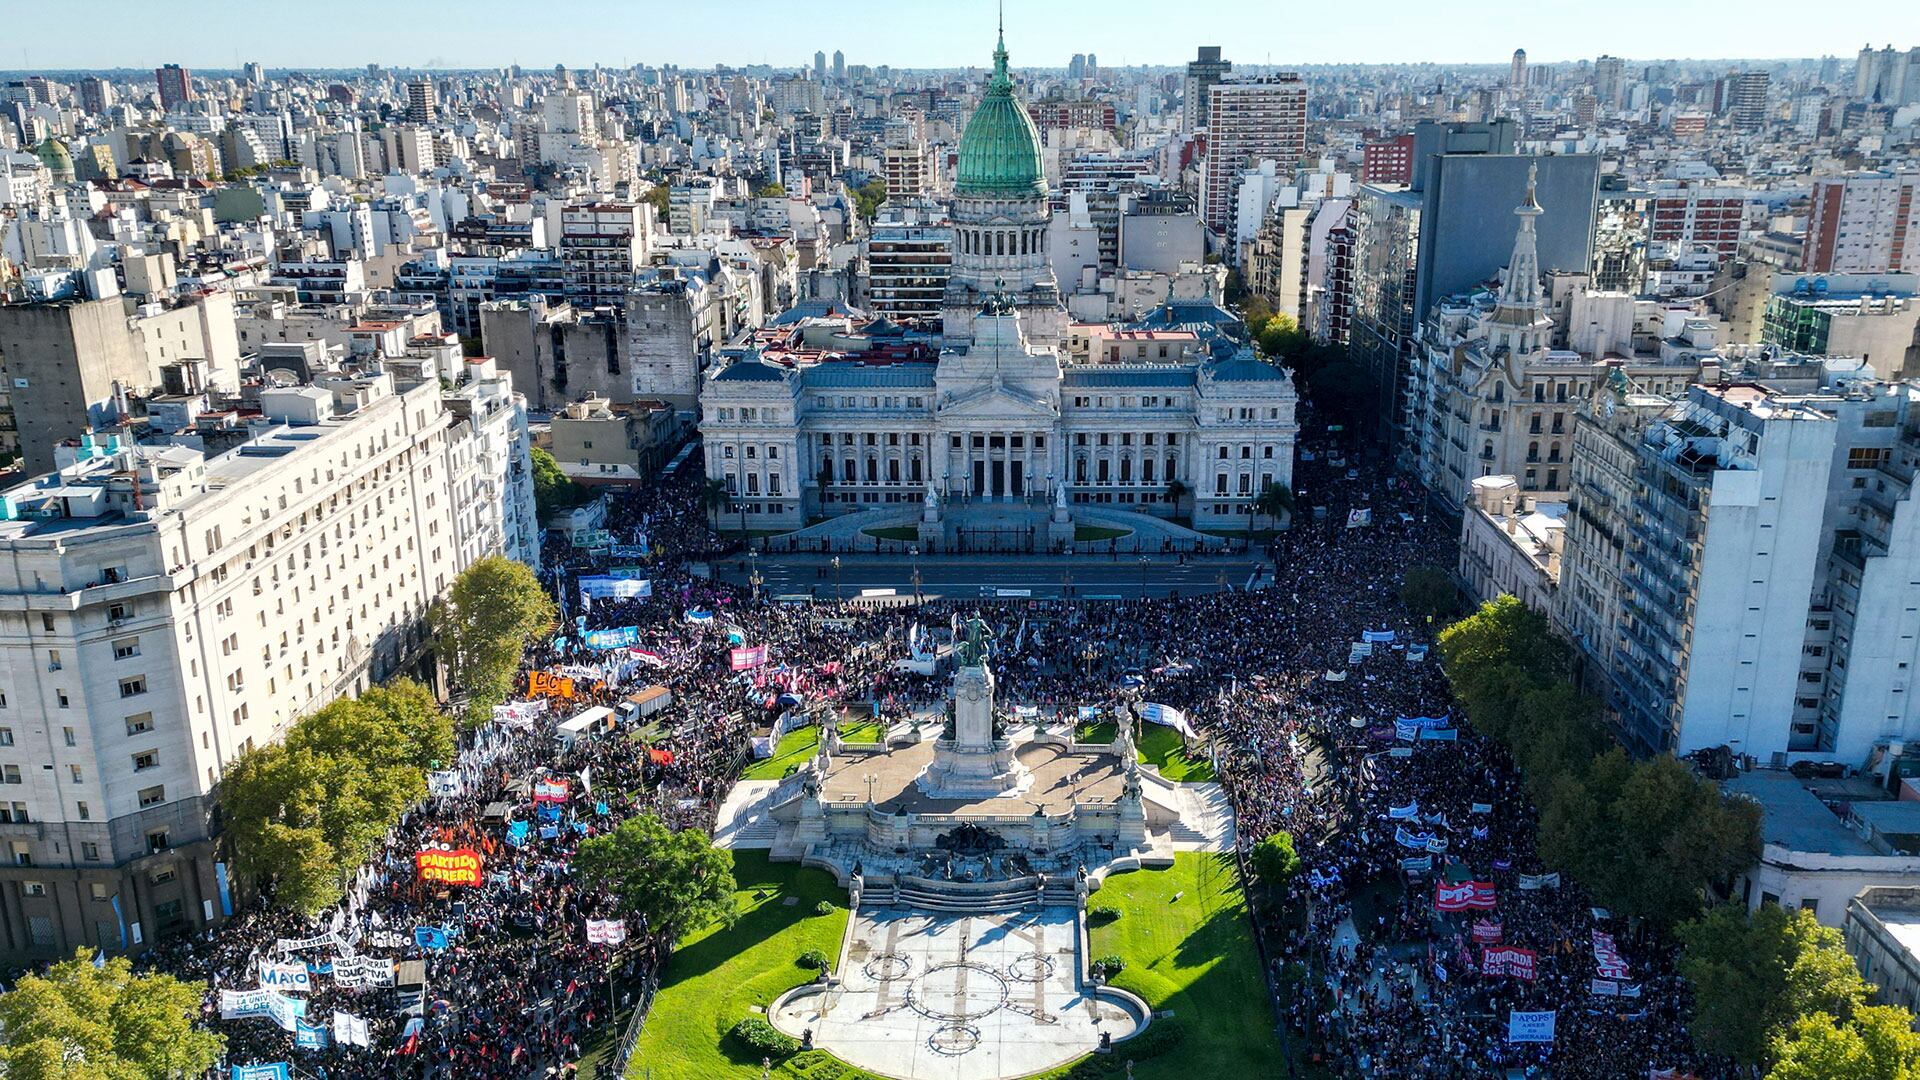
[1199,76,1307,238]
[1804,173,1919,275]
[0,372,500,962]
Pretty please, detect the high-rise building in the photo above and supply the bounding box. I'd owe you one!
[1362,134,1414,185]
[1856,44,1920,105]
[405,78,437,125]
[1592,55,1625,109]
[832,50,845,83]
[864,199,953,324]
[1199,75,1308,238]
[1068,54,1087,81]
[1729,70,1770,132]
[814,51,826,81]
[1181,46,1231,134]
[78,76,114,115]
[1805,172,1920,274]
[155,64,192,111]
[242,61,264,86]
[1510,49,1528,88]
[558,202,648,310]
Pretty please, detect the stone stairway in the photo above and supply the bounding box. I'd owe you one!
[865,874,1081,914]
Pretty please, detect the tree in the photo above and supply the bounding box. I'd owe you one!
[1438,595,1569,688]
[642,182,670,221]
[1251,831,1301,891]
[702,476,738,536]
[1398,565,1458,622]
[574,814,737,949]
[755,182,786,198]
[1251,480,1294,531]
[432,555,556,722]
[0,949,224,1080]
[1163,477,1191,519]
[221,684,449,913]
[532,446,580,522]
[852,178,887,221]
[1255,313,1309,365]
[1766,1007,1920,1080]
[1240,295,1274,337]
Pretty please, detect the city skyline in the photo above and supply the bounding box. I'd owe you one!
[7,0,1910,72]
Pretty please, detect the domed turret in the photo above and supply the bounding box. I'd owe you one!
[953,31,1045,197]
[35,136,75,184]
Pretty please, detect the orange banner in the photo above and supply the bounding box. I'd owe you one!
[528,671,576,699]
[415,847,483,887]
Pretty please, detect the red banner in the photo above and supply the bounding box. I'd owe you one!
[1481,945,1537,981]
[1435,880,1498,912]
[415,847,483,887]
[1471,918,1503,944]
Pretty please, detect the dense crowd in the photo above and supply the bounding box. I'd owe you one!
[140,424,1725,1079]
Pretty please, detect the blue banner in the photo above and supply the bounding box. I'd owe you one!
[414,926,452,951]
[232,1066,290,1080]
[505,821,530,847]
[214,861,234,918]
[294,1019,329,1051]
[110,893,126,949]
[582,625,640,650]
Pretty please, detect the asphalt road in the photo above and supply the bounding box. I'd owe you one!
[710,554,1270,600]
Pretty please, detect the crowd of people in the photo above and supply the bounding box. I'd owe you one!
[135,422,1729,1079]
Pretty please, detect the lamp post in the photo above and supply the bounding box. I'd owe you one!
[1138,555,1150,598]
[909,546,922,602]
[1061,568,1073,599]
[748,550,763,603]
[831,556,842,603]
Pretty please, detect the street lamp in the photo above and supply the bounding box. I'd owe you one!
[1061,568,1073,599]
[1138,555,1150,597]
[909,546,922,602]
[831,556,842,603]
[748,550,763,603]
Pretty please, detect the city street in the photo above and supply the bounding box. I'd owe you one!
[708,552,1272,600]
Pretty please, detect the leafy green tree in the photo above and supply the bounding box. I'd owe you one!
[0,949,224,1080]
[642,182,670,220]
[851,178,887,221]
[1251,481,1294,531]
[1766,1006,1920,1080]
[1163,477,1190,518]
[288,678,452,772]
[1251,831,1301,891]
[432,555,556,722]
[1398,565,1458,623]
[1255,312,1309,364]
[531,446,580,521]
[702,476,738,535]
[1678,903,1803,1065]
[1509,684,1608,797]
[755,182,786,198]
[1437,595,1569,687]
[1240,295,1274,337]
[575,814,737,948]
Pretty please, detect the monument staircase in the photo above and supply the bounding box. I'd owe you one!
[860,873,1083,913]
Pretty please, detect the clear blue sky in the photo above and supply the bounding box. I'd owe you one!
[7,0,1902,71]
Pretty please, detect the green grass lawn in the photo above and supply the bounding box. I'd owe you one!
[622,852,850,1080]
[860,525,920,541]
[838,721,884,744]
[1074,524,1131,542]
[1134,723,1215,782]
[740,727,818,781]
[1075,721,1118,744]
[1090,853,1283,1080]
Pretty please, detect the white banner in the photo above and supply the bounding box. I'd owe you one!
[331,955,394,988]
[579,575,651,600]
[1507,1010,1556,1043]
[426,770,463,798]
[257,961,311,993]
[332,1010,372,1048]
[1137,702,1195,738]
[585,918,628,945]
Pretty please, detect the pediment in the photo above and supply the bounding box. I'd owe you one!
[938,383,1058,419]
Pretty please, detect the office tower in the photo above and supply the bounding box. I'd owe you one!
[1085,53,1097,78]
[1592,55,1624,108]
[405,78,437,124]
[1181,46,1231,134]
[243,61,264,86]
[1805,172,1920,274]
[1069,54,1086,80]
[155,64,192,111]
[78,76,114,115]
[1510,49,1527,88]
[814,51,826,80]
[832,50,845,83]
[1363,134,1414,184]
[1200,76,1308,237]
[1730,70,1770,132]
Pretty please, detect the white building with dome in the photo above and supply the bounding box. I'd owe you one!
[698,30,1298,538]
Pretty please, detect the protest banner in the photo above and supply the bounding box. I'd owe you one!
[1507,1010,1556,1043]
[729,644,770,671]
[1481,945,1538,981]
[414,848,483,888]
[257,961,311,993]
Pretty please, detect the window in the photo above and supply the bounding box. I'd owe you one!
[146,829,169,854]
[125,713,153,736]
[69,765,82,784]
[0,764,19,784]
[119,677,147,698]
[0,803,26,824]
[107,601,132,621]
[132,751,159,772]
[61,726,75,747]
[0,727,11,747]
[112,637,140,660]
[76,801,88,821]
[23,881,44,897]
[83,846,101,866]
[137,786,166,808]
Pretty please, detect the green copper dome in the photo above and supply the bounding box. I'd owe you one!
[954,33,1046,197]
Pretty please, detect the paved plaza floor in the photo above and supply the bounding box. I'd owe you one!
[770,905,1144,1080]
